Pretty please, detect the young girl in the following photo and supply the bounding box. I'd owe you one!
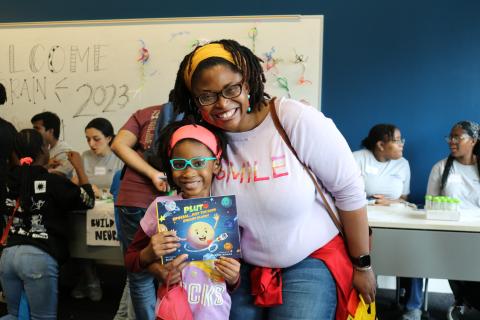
[125,121,240,319]
[0,129,95,319]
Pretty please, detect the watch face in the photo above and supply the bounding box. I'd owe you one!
[358,255,371,268]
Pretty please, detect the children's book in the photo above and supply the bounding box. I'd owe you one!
[156,195,241,263]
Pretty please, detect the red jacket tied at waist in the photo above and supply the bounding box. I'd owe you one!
[250,235,353,320]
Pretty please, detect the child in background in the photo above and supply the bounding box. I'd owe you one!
[0,129,95,319]
[125,121,240,319]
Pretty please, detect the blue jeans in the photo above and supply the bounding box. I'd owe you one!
[230,257,337,320]
[117,206,156,320]
[0,245,58,320]
[406,278,424,310]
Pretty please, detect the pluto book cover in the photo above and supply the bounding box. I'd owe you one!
[156,195,241,263]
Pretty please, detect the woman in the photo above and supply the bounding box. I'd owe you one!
[71,118,123,302]
[0,129,94,319]
[73,118,123,199]
[427,120,480,319]
[153,40,376,319]
[353,124,410,205]
[353,124,422,320]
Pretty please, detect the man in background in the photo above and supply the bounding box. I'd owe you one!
[31,111,73,178]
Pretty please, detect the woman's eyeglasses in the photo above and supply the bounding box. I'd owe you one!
[392,138,405,145]
[170,157,217,170]
[444,134,470,144]
[196,83,243,106]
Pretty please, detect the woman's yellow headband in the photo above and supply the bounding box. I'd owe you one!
[183,43,236,91]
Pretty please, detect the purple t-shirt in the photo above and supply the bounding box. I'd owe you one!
[141,195,231,319]
[213,97,366,268]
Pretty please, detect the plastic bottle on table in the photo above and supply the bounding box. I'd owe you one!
[425,195,432,210]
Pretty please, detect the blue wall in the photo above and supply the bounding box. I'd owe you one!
[2,1,480,204]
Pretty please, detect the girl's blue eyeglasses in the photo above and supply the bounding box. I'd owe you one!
[170,157,217,170]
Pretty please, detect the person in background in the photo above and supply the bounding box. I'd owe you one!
[427,120,480,320]
[0,129,94,319]
[164,39,375,319]
[353,124,422,320]
[72,118,123,199]
[111,104,170,319]
[31,111,74,178]
[70,118,124,302]
[110,170,136,320]
[125,120,240,318]
[0,83,17,216]
[0,83,17,301]
[353,124,410,206]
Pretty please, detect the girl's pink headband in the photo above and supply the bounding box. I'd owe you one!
[169,125,222,159]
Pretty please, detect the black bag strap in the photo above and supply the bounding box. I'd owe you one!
[268,100,344,236]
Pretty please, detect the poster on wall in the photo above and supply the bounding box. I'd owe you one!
[86,201,120,246]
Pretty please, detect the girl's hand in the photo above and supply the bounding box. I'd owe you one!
[353,268,376,304]
[214,257,240,286]
[48,158,62,169]
[67,151,83,169]
[146,231,180,262]
[150,254,189,284]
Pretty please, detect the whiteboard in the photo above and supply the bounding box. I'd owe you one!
[0,16,323,151]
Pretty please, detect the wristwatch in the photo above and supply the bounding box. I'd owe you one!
[350,254,372,270]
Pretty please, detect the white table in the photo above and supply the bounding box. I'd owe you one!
[368,205,480,281]
[68,200,123,265]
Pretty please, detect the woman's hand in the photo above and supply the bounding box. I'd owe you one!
[92,184,102,198]
[371,194,396,206]
[214,257,240,286]
[352,268,376,304]
[150,171,169,192]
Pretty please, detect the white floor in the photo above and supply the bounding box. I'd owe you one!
[377,276,452,294]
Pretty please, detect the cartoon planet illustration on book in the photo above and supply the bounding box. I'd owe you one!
[187,221,216,249]
[164,200,178,212]
[224,242,233,251]
[221,196,233,208]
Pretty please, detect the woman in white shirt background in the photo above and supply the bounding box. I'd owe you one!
[353,124,410,205]
[72,118,124,198]
[353,124,423,320]
[427,120,480,319]
[71,118,124,302]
